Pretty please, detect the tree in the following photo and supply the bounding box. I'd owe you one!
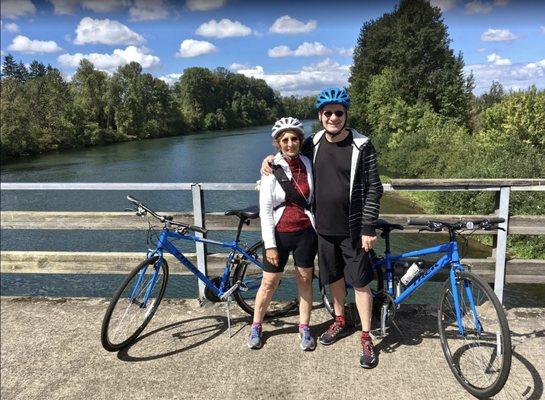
[349,0,471,130]
[29,61,47,78]
[1,55,18,78]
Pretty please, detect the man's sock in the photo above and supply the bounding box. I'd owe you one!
[335,315,346,327]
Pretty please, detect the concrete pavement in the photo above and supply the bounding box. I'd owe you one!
[1,297,544,400]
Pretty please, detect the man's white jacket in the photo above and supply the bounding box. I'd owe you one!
[259,152,316,250]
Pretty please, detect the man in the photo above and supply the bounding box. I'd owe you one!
[262,87,383,368]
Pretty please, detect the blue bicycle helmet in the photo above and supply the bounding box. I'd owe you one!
[315,87,350,110]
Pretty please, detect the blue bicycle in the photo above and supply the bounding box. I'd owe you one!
[101,196,297,352]
[320,218,512,398]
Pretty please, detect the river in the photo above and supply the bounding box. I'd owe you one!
[1,122,542,307]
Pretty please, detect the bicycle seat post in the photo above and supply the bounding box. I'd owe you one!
[234,218,246,243]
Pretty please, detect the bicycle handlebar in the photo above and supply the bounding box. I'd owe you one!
[407,217,505,232]
[127,195,208,235]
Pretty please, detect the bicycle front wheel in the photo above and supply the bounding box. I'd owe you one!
[232,241,298,318]
[101,256,169,352]
[438,271,512,398]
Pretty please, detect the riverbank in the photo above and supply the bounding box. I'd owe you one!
[1,297,543,400]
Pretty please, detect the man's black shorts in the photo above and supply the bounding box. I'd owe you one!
[317,234,373,288]
[262,227,317,273]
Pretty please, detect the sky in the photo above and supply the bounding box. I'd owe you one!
[1,0,544,96]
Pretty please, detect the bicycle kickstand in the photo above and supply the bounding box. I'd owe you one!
[226,297,232,338]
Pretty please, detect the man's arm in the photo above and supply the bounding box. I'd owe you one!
[360,142,384,237]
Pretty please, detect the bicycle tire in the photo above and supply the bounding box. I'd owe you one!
[438,270,512,398]
[101,256,169,352]
[232,240,298,318]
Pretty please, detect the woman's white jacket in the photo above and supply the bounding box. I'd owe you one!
[259,152,316,250]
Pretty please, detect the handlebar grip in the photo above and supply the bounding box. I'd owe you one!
[127,195,140,205]
[486,217,505,224]
[407,219,430,226]
[190,225,208,235]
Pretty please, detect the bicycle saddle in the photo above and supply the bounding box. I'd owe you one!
[375,219,404,231]
[225,205,260,220]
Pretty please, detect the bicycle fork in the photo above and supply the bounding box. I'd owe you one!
[450,268,482,337]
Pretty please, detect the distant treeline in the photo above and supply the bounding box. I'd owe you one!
[0,55,315,160]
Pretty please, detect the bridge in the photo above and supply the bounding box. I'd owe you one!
[1,178,544,399]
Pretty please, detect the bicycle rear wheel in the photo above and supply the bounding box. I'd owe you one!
[232,241,298,318]
[438,271,512,398]
[101,256,169,352]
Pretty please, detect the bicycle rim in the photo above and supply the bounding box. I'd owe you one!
[101,257,169,351]
[438,271,512,398]
[233,242,298,318]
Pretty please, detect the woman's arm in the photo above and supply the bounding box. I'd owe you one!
[259,174,277,250]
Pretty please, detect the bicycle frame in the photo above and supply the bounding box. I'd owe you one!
[141,227,263,302]
[374,238,476,335]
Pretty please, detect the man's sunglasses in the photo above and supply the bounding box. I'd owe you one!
[323,110,345,118]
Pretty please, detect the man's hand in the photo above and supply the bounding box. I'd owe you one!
[361,235,377,252]
[260,155,274,175]
[266,248,279,267]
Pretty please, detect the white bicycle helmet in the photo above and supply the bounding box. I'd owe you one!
[271,117,304,138]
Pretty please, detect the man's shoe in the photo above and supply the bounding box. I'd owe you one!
[359,333,378,369]
[319,319,350,345]
[299,326,316,351]
[247,324,263,349]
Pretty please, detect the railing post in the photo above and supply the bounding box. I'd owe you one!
[493,187,510,303]
[191,183,207,299]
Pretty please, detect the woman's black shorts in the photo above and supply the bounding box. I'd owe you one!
[262,227,317,273]
[317,234,374,288]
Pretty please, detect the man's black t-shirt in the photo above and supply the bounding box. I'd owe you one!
[314,131,353,236]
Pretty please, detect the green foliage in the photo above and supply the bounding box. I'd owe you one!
[1,55,302,160]
[175,67,283,131]
[349,0,471,130]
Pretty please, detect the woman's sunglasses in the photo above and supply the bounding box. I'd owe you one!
[323,110,345,118]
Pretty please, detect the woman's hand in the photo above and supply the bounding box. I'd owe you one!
[266,248,279,267]
[361,235,377,252]
[260,155,275,175]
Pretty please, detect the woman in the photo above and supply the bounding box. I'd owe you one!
[248,117,317,351]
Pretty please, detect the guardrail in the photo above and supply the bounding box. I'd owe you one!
[1,179,544,303]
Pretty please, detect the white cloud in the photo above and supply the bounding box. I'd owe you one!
[74,17,145,45]
[465,58,545,94]
[429,0,457,12]
[129,0,169,21]
[83,0,129,13]
[230,58,350,96]
[487,53,511,65]
[48,0,79,14]
[294,42,332,57]
[477,47,486,52]
[185,0,226,11]
[270,15,317,34]
[196,19,252,38]
[481,28,519,42]
[4,22,20,33]
[176,39,217,57]
[338,47,354,57]
[7,35,63,54]
[58,46,160,72]
[541,26,545,34]
[1,0,36,19]
[267,45,293,58]
[465,0,493,14]
[159,73,183,85]
[466,0,508,14]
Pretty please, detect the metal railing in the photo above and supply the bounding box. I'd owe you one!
[1,178,544,303]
